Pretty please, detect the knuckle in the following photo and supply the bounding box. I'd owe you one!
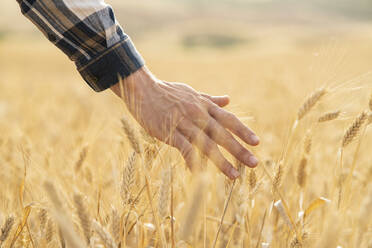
[219,161,231,175]
[236,146,248,159]
[237,126,252,139]
[187,103,204,117]
[203,140,218,157]
[225,111,237,121]
[209,105,220,115]
[222,130,235,142]
[187,128,201,144]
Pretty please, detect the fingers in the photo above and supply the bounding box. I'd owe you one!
[166,130,199,171]
[209,106,260,146]
[200,94,230,108]
[203,118,258,167]
[177,120,240,179]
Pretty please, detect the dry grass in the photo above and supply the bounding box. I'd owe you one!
[0,25,372,248]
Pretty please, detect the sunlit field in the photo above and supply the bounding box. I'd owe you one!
[1,1,372,247]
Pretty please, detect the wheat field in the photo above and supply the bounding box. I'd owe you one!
[1,2,372,247]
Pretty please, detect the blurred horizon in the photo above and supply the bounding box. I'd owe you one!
[1,0,372,37]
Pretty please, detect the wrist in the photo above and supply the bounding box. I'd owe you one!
[110,66,158,98]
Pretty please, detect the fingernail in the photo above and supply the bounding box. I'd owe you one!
[231,169,240,179]
[250,135,260,145]
[248,156,259,167]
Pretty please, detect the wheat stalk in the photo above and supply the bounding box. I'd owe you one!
[274,200,294,230]
[273,161,283,190]
[290,232,308,248]
[109,209,120,245]
[58,227,65,248]
[235,159,245,182]
[297,157,307,188]
[342,111,368,147]
[121,151,137,205]
[73,194,91,244]
[140,128,158,144]
[45,219,54,244]
[44,182,85,247]
[318,110,340,122]
[304,131,312,155]
[38,209,47,233]
[248,169,257,189]
[121,117,142,154]
[298,88,327,120]
[0,216,14,244]
[212,179,236,248]
[74,145,88,172]
[92,220,117,248]
[180,175,207,242]
[158,167,171,218]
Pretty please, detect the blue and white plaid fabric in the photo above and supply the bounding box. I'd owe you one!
[17,0,145,91]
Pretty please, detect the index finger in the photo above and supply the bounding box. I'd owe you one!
[208,105,260,146]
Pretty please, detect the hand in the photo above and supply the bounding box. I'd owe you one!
[111,67,259,179]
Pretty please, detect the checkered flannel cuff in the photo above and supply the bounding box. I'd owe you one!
[76,38,145,92]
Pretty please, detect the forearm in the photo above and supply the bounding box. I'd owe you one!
[17,0,144,91]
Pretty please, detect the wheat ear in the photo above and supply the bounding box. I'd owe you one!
[74,145,88,172]
[92,220,116,248]
[158,167,171,218]
[110,208,120,244]
[45,219,54,244]
[304,131,312,155]
[298,88,327,120]
[38,209,47,233]
[297,158,307,188]
[342,111,368,147]
[0,216,14,243]
[318,110,340,122]
[121,117,142,154]
[249,169,257,189]
[273,161,283,190]
[73,194,91,244]
[121,151,137,205]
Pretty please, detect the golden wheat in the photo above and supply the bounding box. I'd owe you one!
[273,161,283,190]
[92,220,117,248]
[318,110,341,122]
[342,111,368,147]
[298,88,327,120]
[121,151,137,205]
[46,219,54,244]
[74,146,88,172]
[1,26,372,248]
[73,194,91,244]
[297,157,307,188]
[158,167,171,218]
[121,117,142,154]
[0,216,14,244]
[248,168,257,189]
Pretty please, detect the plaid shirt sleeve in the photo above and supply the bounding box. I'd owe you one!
[17,0,145,92]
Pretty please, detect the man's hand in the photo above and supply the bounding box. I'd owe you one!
[111,67,259,179]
